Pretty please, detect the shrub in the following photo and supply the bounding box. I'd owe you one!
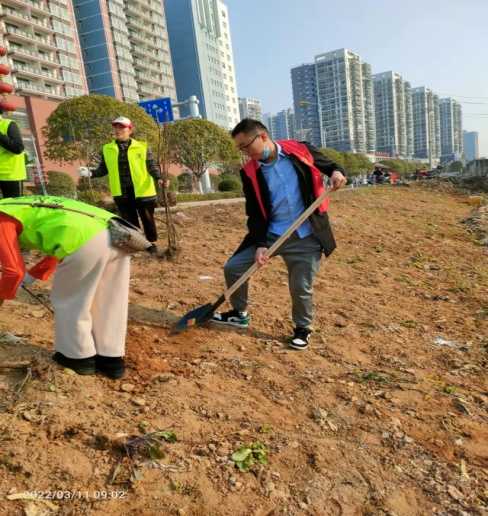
[177,172,193,193]
[45,171,76,197]
[77,175,110,193]
[218,178,241,192]
[220,172,242,186]
[76,188,104,205]
[176,191,243,203]
[76,189,117,212]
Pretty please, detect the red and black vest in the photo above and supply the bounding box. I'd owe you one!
[242,140,329,219]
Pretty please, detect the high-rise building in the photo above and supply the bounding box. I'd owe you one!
[238,97,262,121]
[73,0,176,103]
[315,49,375,153]
[411,86,441,163]
[463,131,479,162]
[126,0,176,102]
[1,0,88,100]
[439,98,463,162]
[361,63,376,154]
[165,0,239,129]
[263,109,294,140]
[291,63,321,147]
[373,71,414,158]
[262,112,272,132]
[287,109,295,140]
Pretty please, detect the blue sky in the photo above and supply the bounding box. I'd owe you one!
[226,0,488,156]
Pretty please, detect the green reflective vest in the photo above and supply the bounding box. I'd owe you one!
[0,118,26,181]
[0,195,115,259]
[102,139,156,198]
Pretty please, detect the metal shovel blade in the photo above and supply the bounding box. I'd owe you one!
[173,303,217,333]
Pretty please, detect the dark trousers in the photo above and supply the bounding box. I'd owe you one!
[0,180,23,198]
[114,195,158,242]
[224,232,322,329]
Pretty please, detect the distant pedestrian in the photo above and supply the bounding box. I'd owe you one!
[372,165,384,184]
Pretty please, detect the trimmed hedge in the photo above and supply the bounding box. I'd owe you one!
[45,171,76,197]
[218,178,241,192]
[176,191,243,203]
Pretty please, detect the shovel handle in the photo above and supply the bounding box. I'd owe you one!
[223,188,330,301]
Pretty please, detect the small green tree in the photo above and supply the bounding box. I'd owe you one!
[219,159,242,177]
[344,152,367,175]
[380,159,406,174]
[378,158,427,176]
[319,148,345,170]
[165,119,240,192]
[43,95,158,166]
[354,153,374,172]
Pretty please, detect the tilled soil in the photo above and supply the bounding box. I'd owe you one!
[0,185,487,516]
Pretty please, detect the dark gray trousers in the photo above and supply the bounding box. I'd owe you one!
[223,232,322,329]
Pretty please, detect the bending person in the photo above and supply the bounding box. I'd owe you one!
[0,195,131,379]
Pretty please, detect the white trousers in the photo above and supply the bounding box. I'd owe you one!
[50,230,131,359]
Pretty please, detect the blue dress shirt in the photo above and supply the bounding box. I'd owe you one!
[259,143,313,239]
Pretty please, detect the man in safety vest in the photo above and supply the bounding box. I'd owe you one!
[0,195,131,378]
[212,119,347,350]
[0,111,26,198]
[80,116,164,255]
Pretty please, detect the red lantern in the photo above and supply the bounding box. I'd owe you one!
[0,83,13,94]
[0,64,11,75]
[0,100,16,112]
[0,47,7,57]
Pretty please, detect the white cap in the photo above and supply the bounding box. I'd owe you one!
[112,116,133,128]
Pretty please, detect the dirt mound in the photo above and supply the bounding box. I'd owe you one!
[463,204,488,246]
[0,186,487,515]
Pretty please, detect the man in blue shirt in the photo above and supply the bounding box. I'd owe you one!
[212,119,346,350]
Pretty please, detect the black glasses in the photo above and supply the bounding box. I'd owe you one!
[238,133,262,152]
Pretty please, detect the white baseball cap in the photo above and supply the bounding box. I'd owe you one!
[112,116,133,128]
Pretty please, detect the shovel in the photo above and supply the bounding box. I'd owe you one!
[173,187,330,333]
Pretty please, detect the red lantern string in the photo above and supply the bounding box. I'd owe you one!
[0,47,15,113]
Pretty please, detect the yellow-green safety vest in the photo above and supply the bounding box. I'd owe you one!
[102,139,156,198]
[0,118,26,181]
[0,195,114,259]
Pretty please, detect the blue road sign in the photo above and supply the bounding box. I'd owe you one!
[138,97,174,124]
